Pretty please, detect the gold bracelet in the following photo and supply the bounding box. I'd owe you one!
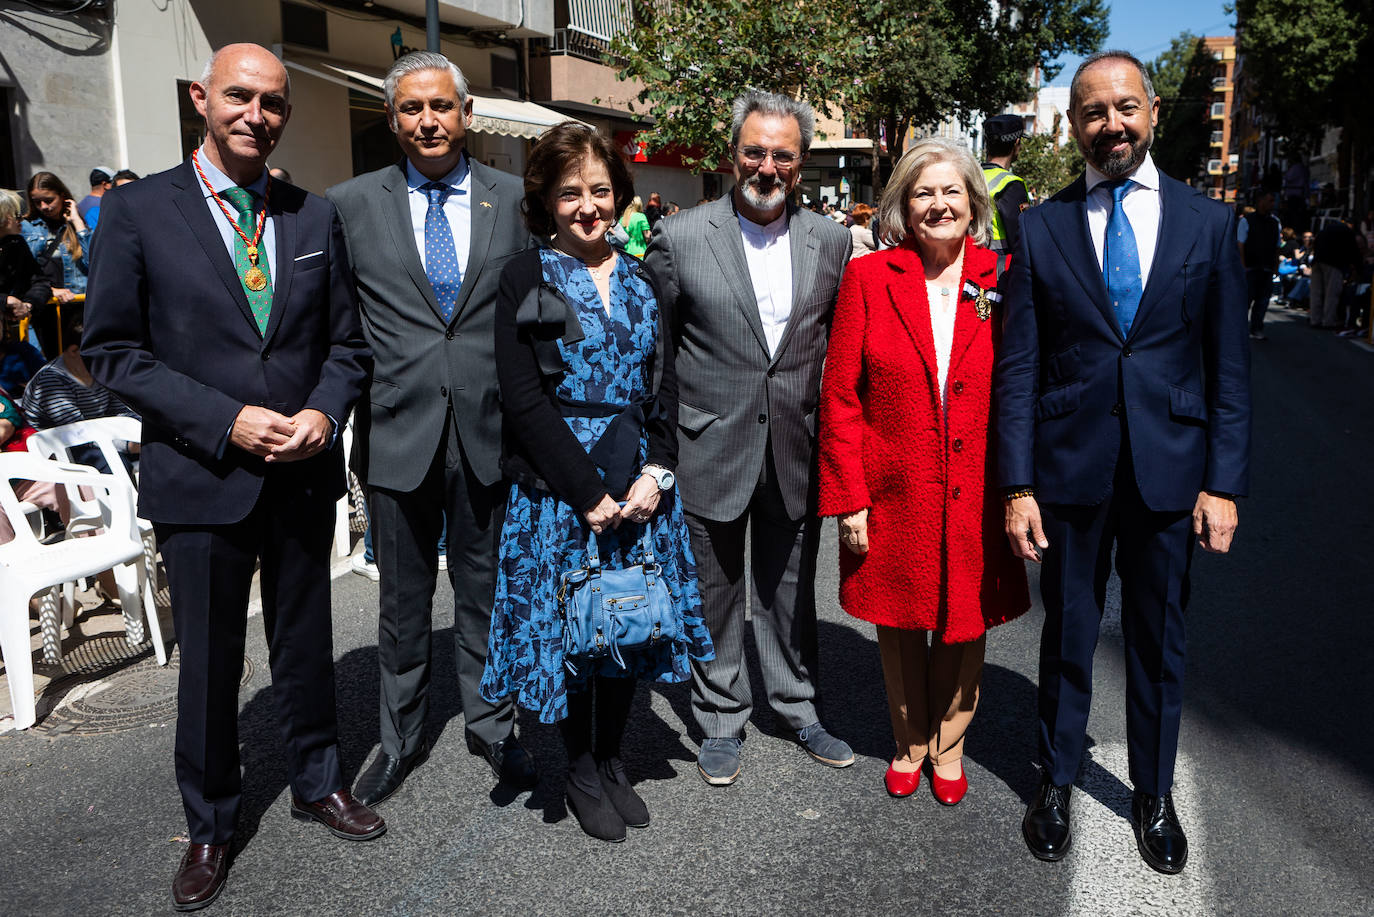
[1004,489,1036,501]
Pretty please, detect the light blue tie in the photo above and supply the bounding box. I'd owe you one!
[423,182,461,323]
[1103,179,1142,335]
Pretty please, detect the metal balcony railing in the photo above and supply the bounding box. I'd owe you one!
[1210,102,1226,119]
[1211,130,1224,146]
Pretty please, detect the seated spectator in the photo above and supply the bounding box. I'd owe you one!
[22,172,90,356]
[1,188,51,395]
[20,310,138,472]
[0,384,69,549]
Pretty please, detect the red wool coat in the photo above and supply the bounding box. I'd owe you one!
[818,238,1028,643]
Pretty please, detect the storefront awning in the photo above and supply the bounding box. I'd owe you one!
[809,138,876,154]
[284,57,582,140]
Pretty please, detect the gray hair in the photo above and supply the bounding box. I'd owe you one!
[384,51,469,122]
[875,138,992,248]
[0,188,23,224]
[1069,50,1156,114]
[198,46,291,97]
[729,90,815,155]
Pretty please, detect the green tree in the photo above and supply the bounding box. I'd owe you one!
[1146,32,1216,182]
[1015,133,1085,200]
[1232,0,1372,208]
[609,0,1109,192]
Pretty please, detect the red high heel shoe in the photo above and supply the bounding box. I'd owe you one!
[930,763,968,806]
[884,760,921,797]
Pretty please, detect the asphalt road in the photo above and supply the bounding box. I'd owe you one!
[1,306,1372,916]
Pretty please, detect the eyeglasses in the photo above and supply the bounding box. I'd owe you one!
[736,146,801,168]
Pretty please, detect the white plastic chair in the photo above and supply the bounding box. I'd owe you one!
[0,454,149,729]
[27,417,167,667]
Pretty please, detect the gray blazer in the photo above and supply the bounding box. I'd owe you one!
[327,157,532,491]
[645,194,850,522]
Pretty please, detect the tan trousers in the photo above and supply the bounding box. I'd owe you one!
[876,626,986,767]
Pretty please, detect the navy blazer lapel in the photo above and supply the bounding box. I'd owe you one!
[769,205,818,366]
[1128,175,1203,340]
[704,198,770,356]
[380,161,443,321]
[1045,175,1123,341]
[453,160,497,323]
[262,190,295,346]
[170,163,260,335]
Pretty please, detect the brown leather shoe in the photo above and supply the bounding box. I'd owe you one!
[289,789,386,840]
[171,843,230,911]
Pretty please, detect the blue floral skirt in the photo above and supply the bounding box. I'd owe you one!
[480,484,714,723]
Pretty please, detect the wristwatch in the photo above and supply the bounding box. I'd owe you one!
[642,464,675,492]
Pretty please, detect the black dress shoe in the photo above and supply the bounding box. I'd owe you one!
[1023,775,1073,861]
[1132,791,1188,874]
[467,732,538,789]
[354,741,430,807]
[599,757,649,828]
[172,843,230,911]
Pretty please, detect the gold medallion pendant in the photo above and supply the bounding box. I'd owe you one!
[244,265,268,292]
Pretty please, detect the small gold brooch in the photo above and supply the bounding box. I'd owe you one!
[479,201,493,208]
[975,289,992,322]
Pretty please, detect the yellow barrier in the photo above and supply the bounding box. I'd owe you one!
[16,293,85,351]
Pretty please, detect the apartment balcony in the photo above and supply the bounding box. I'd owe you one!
[1210,101,1227,119]
[1207,159,1224,176]
[380,0,553,37]
[1211,130,1224,146]
[1211,76,1230,91]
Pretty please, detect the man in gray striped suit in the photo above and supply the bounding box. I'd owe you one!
[646,91,853,785]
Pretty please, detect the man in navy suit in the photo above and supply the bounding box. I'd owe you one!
[995,51,1250,875]
[83,44,379,910]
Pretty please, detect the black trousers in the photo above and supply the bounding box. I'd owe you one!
[156,474,342,846]
[368,410,512,759]
[1246,268,1274,333]
[1035,446,1195,796]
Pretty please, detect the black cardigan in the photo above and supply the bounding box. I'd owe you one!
[494,245,679,513]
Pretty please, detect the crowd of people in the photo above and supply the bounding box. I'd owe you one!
[0,40,1280,912]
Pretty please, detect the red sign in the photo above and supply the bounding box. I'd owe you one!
[615,132,732,173]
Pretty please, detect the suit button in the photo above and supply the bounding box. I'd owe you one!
[1123,347,1133,357]
[261,351,270,361]
[952,380,964,395]
[952,438,963,452]
[1111,403,1123,416]
[440,386,448,398]
[767,367,776,378]
[757,413,767,424]
[952,486,961,499]
[446,330,455,340]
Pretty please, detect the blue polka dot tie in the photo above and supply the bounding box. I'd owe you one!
[1103,178,1142,335]
[422,182,461,323]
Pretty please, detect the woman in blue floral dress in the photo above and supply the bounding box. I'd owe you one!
[482,123,713,842]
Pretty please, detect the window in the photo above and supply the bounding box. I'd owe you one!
[491,54,519,94]
[281,1,328,52]
[0,88,15,189]
[177,81,205,161]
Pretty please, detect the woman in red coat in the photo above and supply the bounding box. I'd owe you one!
[818,138,1028,805]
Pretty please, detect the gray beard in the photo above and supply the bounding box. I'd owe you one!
[740,177,787,212]
[1089,132,1153,179]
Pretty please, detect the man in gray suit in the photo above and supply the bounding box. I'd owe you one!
[327,51,536,805]
[645,91,853,785]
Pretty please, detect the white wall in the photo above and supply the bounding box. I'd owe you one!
[628,164,702,211]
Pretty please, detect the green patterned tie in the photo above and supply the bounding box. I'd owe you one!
[220,186,272,335]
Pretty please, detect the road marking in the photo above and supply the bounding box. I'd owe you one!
[1067,743,1213,916]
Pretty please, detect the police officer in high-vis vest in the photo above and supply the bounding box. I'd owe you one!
[982,113,1030,254]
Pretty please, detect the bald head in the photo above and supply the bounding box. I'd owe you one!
[200,43,291,99]
[190,43,292,183]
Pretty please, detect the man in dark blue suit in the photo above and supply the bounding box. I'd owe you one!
[83,44,380,910]
[995,51,1250,875]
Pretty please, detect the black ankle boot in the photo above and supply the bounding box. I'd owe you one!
[565,775,626,842]
[598,757,649,828]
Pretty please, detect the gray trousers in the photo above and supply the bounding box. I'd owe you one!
[369,411,513,759]
[685,447,822,740]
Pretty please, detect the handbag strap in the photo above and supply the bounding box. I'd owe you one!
[585,503,658,572]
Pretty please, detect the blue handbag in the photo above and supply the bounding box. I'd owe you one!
[558,512,683,675]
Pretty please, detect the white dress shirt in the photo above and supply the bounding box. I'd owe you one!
[738,210,793,355]
[195,146,277,281]
[406,154,471,277]
[1084,152,1162,288]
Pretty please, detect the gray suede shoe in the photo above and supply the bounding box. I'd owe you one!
[796,723,855,767]
[697,737,743,786]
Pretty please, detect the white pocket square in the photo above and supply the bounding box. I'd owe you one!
[294,250,324,262]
